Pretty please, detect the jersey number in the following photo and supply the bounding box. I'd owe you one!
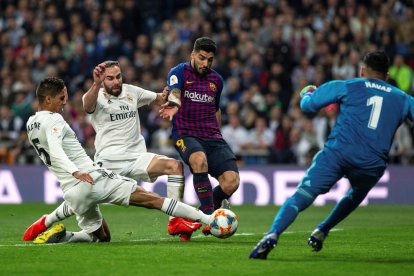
[32,138,51,166]
[367,96,383,129]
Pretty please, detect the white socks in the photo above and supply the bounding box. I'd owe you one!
[45,201,74,227]
[161,198,210,225]
[166,175,185,220]
[61,230,98,243]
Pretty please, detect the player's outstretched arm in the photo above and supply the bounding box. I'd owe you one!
[152,86,169,106]
[159,88,181,120]
[83,64,106,113]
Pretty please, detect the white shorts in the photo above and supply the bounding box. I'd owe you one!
[63,168,137,233]
[96,152,160,182]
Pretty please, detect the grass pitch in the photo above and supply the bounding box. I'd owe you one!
[0,204,413,275]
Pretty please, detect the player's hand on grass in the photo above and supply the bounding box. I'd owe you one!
[159,103,179,121]
[300,85,317,98]
[73,171,95,185]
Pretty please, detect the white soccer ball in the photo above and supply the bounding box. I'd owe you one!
[208,208,238,239]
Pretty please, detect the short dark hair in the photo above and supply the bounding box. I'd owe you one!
[193,37,217,54]
[102,60,120,68]
[362,51,390,75]
[36,77,65,104]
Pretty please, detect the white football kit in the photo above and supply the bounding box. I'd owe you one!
[27,111,137,233]
[86,84,160,182]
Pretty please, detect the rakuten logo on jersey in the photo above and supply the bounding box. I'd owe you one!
[184,90,215,103]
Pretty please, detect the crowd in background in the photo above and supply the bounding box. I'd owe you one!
[1,0,414,166]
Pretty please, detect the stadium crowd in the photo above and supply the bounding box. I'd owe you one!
[1,0,414,166]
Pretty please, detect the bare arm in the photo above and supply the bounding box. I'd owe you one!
[159,88,181,121]
[83,64,106,113]
[216,109,222,129]
[151,86,168,106]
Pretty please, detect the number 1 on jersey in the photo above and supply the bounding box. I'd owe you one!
[367,96,383,129]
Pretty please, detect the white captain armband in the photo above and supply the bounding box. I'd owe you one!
[167,90,181,108]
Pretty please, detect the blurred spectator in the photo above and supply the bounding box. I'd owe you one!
[332,42,354,80]
[390,122,414,165]
[289,16,314,61]
[151,119,175,156]
[0,105,24,163]
[295,118,319,166]
[6,131,40,165]
[1,0,414,165]
[389,54,413,94]
[0,104,23,141]
[268,104,283,132]
[270,114,295,164]
[242,116,274,151]
[291,56,316,92]
[221,114,249,155]
[349,5,374,40]
[11,90,33,122]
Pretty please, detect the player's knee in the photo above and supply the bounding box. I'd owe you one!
[189,153,208,172]
[168,159,183,175]
[221,173,239,195]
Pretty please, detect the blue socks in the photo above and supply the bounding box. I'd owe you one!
[269,191,315,235]
[318,187,370,234]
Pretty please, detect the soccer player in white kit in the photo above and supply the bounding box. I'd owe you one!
[22,62,202,242]
[24,77,211,243]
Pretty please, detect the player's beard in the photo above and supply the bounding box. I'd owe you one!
[192,60,210,76]
[105,83,123,97]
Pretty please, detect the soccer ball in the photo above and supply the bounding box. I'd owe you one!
[208,208,238,239]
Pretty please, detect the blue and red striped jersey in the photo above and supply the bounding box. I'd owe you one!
[167,62,224,140]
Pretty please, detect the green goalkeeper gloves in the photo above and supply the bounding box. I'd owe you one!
[299,85,317,98]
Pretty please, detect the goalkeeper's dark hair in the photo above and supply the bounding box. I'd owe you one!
[362,51,390,75]
[193,37,217,54]
[36,77,65,104]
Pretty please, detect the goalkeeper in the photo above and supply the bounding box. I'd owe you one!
[250,51,414,259]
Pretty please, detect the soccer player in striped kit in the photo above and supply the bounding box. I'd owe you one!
[23,77,212,244]
[23,61,202,242]
[160,37,240,235]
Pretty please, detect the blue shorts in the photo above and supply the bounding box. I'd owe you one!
[298,149,386,197]
[174,135,239,179]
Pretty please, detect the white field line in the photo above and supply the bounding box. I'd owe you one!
[0,229,343,247]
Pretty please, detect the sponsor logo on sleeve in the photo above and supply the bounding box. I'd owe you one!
[169,75,178,86]
[51,126,62,136]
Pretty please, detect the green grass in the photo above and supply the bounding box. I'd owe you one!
[0,204,413,275]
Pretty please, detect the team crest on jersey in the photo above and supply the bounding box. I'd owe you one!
[127,94,133,103]
[209,82,217,92]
